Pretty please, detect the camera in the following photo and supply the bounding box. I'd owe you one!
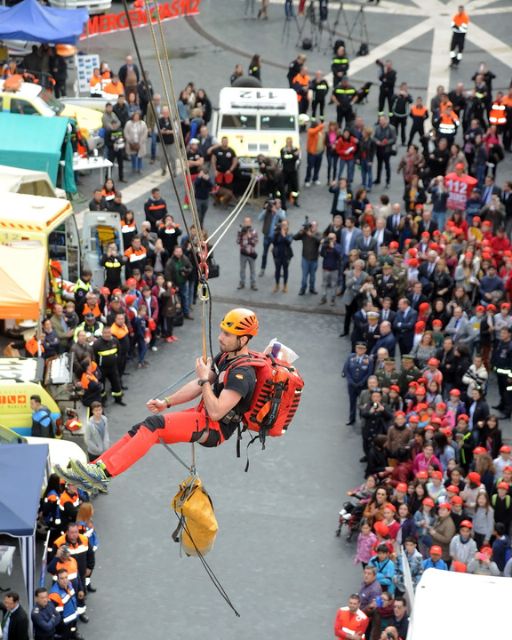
[240,225,250,234]
[302,215,312,231]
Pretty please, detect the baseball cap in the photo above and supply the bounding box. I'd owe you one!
[451,561,467,573]
[446,485,460,494]
[428,358,440,366]
[438,502,452,511]
[449,389,461,397]
[430,470,443,479]
[451,495,463,505]
[460,520,473,529]
[497,482,510,490]
[396,483,408,493]
[430,545,443,556]
[500,445,511,454]
[422,497,435,507]
[473,446,487,455]
[468,472,481,484]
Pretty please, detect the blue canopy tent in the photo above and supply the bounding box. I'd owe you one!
[0,444,49,615]
[0,0,88,44]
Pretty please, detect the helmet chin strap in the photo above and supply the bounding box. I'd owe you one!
[228,335,247,357]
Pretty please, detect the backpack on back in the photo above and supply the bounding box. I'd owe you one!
[220,350,304,438]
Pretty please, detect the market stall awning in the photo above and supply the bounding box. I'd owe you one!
[0,113,70,187]
[0,244,47,320]
[0,0,88,44]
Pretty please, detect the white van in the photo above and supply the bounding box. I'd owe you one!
[407,568,512,639]
[216,87,300,168]
[48,0,111,16]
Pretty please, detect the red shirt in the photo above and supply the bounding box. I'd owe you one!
[335,136,358,161]
[444,172,477,211]
[334,607,369,639]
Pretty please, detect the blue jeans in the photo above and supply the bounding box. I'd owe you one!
[326,151,338,183]
[131,154,142,171]
[301,258,318,292]
[150,132,157,161]
[433,210,446,230]
[338,158,355,184]
[360,160,373,190]
[305,153,322,183]
[476,164,486,189]
[178,282,190,316]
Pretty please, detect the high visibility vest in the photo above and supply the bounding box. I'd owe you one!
[439,113,459,136]
[111,322,129,340]
[489,102,507,125]
[292,73,309,101]
[411,105,427,119]
[451,12,469,33]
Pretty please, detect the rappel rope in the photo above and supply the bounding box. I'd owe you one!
[121,0,244,615]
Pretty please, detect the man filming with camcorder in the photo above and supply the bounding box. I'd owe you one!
[293,216,321,296]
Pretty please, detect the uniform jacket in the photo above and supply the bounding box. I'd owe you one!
[334,607,369,639]
[31,600,60,640]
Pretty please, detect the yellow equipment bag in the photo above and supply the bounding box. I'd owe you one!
[171,476,218,557]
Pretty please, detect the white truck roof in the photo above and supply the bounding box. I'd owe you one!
[408,568,512,640]
[0,358,43,383]
[219,87,298,112]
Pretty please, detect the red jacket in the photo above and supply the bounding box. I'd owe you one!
[491,235,512,259]
[140,294,159,322]
[334,607,369,639]
[335,136,358,161]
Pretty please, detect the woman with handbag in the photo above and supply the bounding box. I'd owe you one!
[124,111,148,174]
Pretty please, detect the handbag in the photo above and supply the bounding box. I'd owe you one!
[208,258,220,279]
[129,142,140,153]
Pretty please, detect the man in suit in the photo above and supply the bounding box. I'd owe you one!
[371,320,396,357]
[393,297,418,354]
[355,224,378,261]
[501,180,512,236]
[379,297,396,323]
[386,203,404,241]
[340,217,362,261]
[407,281,428,311]
[417,209,438,237]
[444,306,473,345]
[1,592,29,640]
[350,301,371,348]
[480,175,502,206]
[373,217,392,249]
[418,250,438,294]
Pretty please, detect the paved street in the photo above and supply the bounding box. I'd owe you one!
[4,1,510,637]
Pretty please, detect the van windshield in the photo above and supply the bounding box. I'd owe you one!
[221,114,256,129]
[260,115,296,130]
[39,90,64,115]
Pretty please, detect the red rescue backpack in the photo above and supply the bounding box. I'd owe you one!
[219,350,304,439]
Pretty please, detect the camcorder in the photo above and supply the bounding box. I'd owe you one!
[302,215,312,231]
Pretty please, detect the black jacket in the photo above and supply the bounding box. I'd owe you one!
[0,604,29,640]
[32,601,60,640]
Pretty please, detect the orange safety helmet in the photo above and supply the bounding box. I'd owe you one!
[220,308,259,337]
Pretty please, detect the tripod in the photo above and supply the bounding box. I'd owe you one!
[295,0,331,51]
[328,2,370,56]
[282,0,301,42]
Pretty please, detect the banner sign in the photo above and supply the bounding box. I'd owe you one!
[81,0,201,39]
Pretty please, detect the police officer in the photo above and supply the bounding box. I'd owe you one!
[32,587,61,640]
[30,395,53,438]
[279,137,300,208]
[492,327,512,419]
[343,342,372,425]
[73,313,104,344]
[310,70,329,121]
[93,326,126,406]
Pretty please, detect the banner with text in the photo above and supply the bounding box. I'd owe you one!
[81,0,201,39]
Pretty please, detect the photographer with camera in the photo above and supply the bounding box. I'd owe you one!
[237,216,258,291]
[258,198,286,277]
[293,217,321,295]
[373,115,397,189]
[379,627,400,640]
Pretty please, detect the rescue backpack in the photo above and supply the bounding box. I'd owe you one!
[219,350,304,439]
